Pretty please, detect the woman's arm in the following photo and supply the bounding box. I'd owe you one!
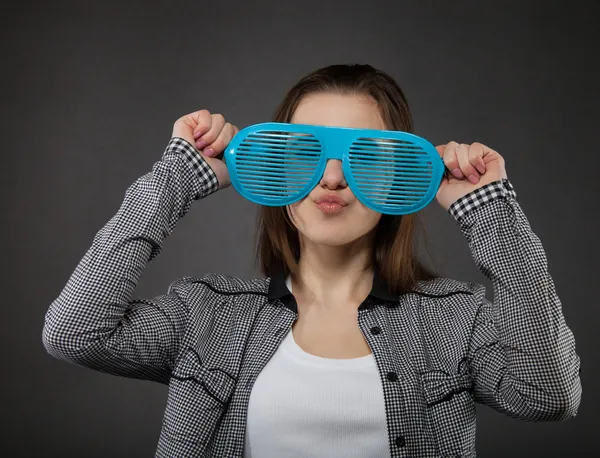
[450,179,582,420]
[42,137,219,384]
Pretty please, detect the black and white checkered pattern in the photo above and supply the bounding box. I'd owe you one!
[42,137,582,457]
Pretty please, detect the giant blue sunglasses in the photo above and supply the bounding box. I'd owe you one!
[223,122,447,215]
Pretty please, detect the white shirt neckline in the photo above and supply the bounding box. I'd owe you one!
[283,274,376,370]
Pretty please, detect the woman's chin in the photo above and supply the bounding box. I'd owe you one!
[302,227,361,247]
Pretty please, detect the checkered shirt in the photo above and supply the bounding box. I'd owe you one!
[42,137,582,457]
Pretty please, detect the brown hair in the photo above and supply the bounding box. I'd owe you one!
[254,64,439,295]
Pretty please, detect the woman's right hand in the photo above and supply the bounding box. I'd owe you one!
[171,109,239,189]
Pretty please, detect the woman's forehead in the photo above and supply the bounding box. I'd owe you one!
[291,93,386,130]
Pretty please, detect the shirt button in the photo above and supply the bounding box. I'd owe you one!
[395,435,406,447]
[387,371,398,382]
[370,326,381,335]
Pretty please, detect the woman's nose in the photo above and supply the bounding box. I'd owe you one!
[319,159,347,190]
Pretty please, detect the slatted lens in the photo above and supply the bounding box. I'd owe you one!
[234,131,322,202]
[348,137,434,211]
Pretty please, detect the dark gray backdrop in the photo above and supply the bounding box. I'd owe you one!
[3,0,598,456]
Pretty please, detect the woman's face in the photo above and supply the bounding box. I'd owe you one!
[287,92,385,247]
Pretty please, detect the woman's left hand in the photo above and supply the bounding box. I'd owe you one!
[435,141,508,211]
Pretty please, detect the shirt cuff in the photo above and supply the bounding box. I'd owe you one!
[162,137,220,199]
[448,178,517,223]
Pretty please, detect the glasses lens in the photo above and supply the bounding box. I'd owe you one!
[234,129,322,203]
[348,136,435,212]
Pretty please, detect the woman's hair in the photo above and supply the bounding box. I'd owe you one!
[254,64,439,295]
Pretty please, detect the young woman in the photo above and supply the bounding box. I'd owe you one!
[42,64,581,457]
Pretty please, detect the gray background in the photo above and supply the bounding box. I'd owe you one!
[2,0,598,456]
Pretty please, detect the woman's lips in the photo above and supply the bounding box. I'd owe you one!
[316,202,346,214]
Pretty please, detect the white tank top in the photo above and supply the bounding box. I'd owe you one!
[243,276,390,458]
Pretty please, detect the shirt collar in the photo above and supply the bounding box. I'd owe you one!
[267,264,398,302]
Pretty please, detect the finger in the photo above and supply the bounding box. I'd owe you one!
[457,143,479,183]
[191,110,212,140]
[197,113,225,148]
[204,122,235,157]
[476,142,500,164]
[442,141,462,179]
[469,143,487,174]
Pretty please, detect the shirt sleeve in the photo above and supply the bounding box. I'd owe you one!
[449,178,582,421]
[42,138,219,385]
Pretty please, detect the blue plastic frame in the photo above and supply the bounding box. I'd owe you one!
[224,122,446,215]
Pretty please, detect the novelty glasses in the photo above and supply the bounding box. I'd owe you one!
[223,122,446,215]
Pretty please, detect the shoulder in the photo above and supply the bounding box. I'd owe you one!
[412,276,486,301]
[406,276,489,327]
[166,273,270,298]
[410,276,488,316]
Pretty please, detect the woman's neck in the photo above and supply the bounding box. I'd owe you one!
[291,239,375,311]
